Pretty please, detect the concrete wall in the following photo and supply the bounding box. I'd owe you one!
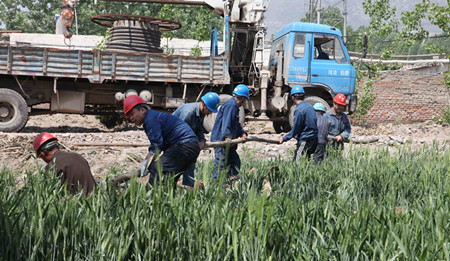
[360,71,449,123]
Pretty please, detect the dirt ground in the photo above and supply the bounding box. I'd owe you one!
[1,114,449,184]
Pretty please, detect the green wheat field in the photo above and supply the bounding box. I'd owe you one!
[1,143,449,260]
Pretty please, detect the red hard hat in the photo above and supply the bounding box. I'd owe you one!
[123,95,145,117]
[33,132,58,153]
[334,93,347,105]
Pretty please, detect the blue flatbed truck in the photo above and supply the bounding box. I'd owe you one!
[0,0,357,132]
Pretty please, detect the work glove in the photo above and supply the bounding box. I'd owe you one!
[140,159,150,177]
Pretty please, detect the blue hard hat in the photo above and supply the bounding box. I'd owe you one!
[313,103,326,112]
[233,84,249,99]
[201,92,220,113]
[290,85,305,95]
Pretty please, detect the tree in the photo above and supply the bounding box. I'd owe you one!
[158,4,222,41]
[398,0,450,55]
[0,0,222,40]
[301,6,345,32]
[352,0,450,122]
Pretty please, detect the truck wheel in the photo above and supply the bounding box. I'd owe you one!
[203,94,244,133]
[0,89,29,132]
[289,96,330,128]
[273,121,291,133]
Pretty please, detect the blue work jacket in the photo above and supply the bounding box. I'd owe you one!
[211,98,246,142]
[143,110,198,154]
[316,112,330,145]
[324,109,351,140]
[283,101,318,142]
[172,102,206,143]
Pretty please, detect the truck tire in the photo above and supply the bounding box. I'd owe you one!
[0,89,29,132]
[273,121,291,133]
[289,96,330,128]
[203,94,245,133]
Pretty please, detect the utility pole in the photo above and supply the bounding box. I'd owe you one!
[309,0,314,23]
[317,0,321,23]
[343,0,347,42]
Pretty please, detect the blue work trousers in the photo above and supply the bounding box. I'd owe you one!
[293,138,318,162]
[212,146,241,181]
[148,141,200,186]
[325,141,344,158]
[182,163,196,187]
[314,143,326,163]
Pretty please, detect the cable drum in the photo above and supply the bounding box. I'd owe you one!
[91,14,182,54]
[106,20,162,53]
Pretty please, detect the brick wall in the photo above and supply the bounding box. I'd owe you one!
[358,71,449,123]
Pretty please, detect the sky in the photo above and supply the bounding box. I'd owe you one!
[263,0,446,37]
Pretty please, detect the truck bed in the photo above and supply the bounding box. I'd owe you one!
[0,45,230,85]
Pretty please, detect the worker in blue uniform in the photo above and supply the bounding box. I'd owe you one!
[324,93,351,152]
[313,103,330,162]
[123,95,200,186]
[279,85,318,161]
[211,84,249,181]
[172,92,220,187]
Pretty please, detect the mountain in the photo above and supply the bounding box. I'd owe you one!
[264,0,446,37]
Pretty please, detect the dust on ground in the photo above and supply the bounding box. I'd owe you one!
[1,114,449,184]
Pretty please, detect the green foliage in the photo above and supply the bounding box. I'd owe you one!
[349,0,448,120]
[158,4,222,41]
[94,28,110,51]
[363,0,399,38]
[434,71,450,125]
[433,106,450,125]
[0,1,221,41]
[1,145,449,259]
[428,0,450,34]
[0,0,62,34]
[444,70,450,88]
[162,44,175,55]
[346,0,450,57]
[352,64,378,121]
[190,44,202,56]
[0,1,164,35]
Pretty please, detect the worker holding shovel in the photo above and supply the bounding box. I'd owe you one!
[211,84,249,181]
[172,92,220,187]
[124,95,200,187]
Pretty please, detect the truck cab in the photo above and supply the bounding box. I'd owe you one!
[268,22,357,130]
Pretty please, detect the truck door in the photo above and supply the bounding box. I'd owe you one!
[310,34,355,95]
[286,33,310,84]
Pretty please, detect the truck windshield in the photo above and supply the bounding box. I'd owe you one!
[314,34,348,64]
[293,33,306,58]
[334,37,348,64]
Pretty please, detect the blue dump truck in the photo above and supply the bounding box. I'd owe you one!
[0,0,357,132]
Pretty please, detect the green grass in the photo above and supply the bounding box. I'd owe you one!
[1,144,449,260]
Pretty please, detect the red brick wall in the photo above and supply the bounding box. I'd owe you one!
[358,71,449,123]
